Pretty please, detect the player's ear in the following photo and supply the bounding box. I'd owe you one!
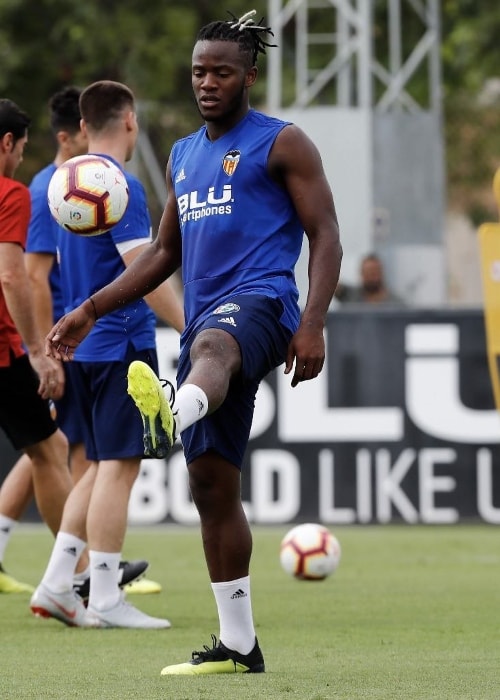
[245,66,258,88]
[124,110,137,132]
[0,132,14,153]
[56,130,68,148]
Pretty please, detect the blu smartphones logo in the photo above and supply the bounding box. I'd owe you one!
[178,185,233,223]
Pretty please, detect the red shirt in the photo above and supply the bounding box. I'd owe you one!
[0,177,31,366]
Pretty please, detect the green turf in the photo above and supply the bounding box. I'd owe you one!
[1,524,499,699]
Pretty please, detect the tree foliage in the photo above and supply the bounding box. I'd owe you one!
[0,0,269,180]
[441,0,500,96]
[440,1,500,217]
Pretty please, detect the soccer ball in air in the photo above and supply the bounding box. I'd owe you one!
[47,154,129,235]
[279,523,341,580]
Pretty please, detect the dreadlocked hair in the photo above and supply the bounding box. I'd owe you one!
[197,9,276,66]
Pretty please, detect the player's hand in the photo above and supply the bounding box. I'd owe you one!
[46,303,96,361]
[29,350,65,400]
[284,324,325,387]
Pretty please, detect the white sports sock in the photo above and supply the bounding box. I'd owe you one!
[88,550,121,612]
[42,532,87,593]
[211,576,256,655]
[0,515,17,563]
[174,384,208,435]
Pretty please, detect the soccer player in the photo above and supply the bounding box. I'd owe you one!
[31,80,184,628]
[0,98,74,584]
[0,87,152,597]
[46,10,342,669]
[0,87,88,595]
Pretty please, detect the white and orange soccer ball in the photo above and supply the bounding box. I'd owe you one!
[279,523,341,580]
[47,154,129,235]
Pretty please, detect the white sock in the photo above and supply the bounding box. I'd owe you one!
[42,532,87,593]
[211,576,256,655]
[174,384,208,435]
[0,515,17,563]
[88,551,121,612]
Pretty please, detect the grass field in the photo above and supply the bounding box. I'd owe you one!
[2,524,499,699]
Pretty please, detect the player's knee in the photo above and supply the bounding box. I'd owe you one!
[189,464,232,516]
[191,329,240,372]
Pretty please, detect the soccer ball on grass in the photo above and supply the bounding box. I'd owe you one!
[47,154,129,236]
[279,523,341,580]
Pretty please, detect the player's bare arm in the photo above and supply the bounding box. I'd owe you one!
[25,252,56,337]
[0,241,64,396]
[121,242,184,334]
[269,125,342,386]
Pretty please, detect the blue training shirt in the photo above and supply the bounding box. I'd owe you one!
[57,155,156,361]
[171,109,303,341]
[27,163,65,323]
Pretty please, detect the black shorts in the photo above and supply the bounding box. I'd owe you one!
[0,353,57,450]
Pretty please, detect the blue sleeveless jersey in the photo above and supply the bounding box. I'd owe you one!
[57,155,156,361]
[27,163,65,323]
[171,110,303,339]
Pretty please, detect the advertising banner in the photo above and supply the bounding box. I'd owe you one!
[127,309,500,525]
[3,309,500,525]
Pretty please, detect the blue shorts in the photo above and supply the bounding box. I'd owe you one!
[54,362,85,446]
[70,344,159,461]
[177,295,292,469]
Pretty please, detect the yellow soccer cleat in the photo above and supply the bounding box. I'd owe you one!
[127,361,176,459]
[160,635,265,675]
[124,577,162,595]
[0,564,34,594]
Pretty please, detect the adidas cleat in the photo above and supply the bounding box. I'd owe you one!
[127,360,176,458]
[124,576,162,595]
[87,593,171,629]
[30,584,98,627]
[0,564,34,594]
[160,635,265,675]
[73,558,149,601]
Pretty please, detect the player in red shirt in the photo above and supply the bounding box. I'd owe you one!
[0,98,74,601]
